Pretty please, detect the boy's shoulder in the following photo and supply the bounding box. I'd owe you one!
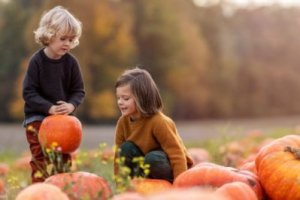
[29,49,43,62]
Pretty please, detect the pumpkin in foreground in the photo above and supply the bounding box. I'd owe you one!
[45,171,112,200]
[173,162,263,200]
[15,183,69,200]
[39,115,82,153]
[130,178,172,196]
[215,182,258,200]
[147,188,229,200]
[255,134,300,200]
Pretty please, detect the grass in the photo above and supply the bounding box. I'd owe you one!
[0,127,295,199]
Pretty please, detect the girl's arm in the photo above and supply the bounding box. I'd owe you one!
[114,118,126,175]
[153,117,188,179]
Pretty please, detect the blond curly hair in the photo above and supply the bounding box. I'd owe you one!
[34,6,82,48]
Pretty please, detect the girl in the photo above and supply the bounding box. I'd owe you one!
[22,6,85,183]
[114,67,193,183]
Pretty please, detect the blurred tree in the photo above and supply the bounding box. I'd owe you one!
[0,0,40,121]
[129,0,182,87]
[232,7,300,117]
[166,0,212,119]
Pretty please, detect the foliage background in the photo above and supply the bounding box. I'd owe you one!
[2,0,300,123]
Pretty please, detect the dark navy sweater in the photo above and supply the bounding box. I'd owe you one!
[22,48,85,125]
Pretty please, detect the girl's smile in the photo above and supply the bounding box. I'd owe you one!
[116,84,140,119]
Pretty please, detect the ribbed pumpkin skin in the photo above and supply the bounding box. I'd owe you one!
[39,115,82,153]
[45,171,112,200]
[255,135,300,200]
[215,182,258,200]
[173,162,263,200]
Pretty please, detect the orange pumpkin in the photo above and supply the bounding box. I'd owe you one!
[111,192,146,200]
[0,179,5,195]
[255,134,300,200]
[215,182,258,200]
[15,183,69,200]
[239,161,257,174]
[13,155,31,171]
[39,115,82,153]
[174,162,263,200]
[130,178,172,196]
[45,171,112,200]
[0,163,9,176]
[187,148,211,165]
[147,188,229,200]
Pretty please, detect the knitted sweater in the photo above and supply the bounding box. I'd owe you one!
[22,48,85,125]
[114,112,193,178]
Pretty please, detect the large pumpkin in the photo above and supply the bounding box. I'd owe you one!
[15,183,69,200]
[147,188,229,200]
[174,162,263,200]
[255,134,300,200]
[111,192,146,200]
[39,115,82,153]
[130,178,172,196]
[45,171,112,200]
[215,182,258,200]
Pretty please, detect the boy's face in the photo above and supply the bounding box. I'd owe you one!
[116,84,140,119]
[46,33,76,59]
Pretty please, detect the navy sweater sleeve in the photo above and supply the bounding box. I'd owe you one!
[23,56,53,114]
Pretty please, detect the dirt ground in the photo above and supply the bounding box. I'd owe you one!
[1,115,300,154]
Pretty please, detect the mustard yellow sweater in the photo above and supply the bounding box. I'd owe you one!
[114,112,193,179]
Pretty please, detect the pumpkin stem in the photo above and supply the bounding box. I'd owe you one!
[284,146,300,159]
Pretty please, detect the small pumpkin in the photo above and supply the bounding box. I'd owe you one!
[0,163,9,176]
[45,171,112,200]
[13,155,31,171]
[15,183,69,200]
[0,179,5,195]
[255,134,300,200]
[187,148,211,165]
[39,115,82,153]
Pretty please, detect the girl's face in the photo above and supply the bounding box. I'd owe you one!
[45,33,75,59]
[116,84,140,120]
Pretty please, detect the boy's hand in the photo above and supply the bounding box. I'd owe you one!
[56,101,75,115]
[48,101,75,115]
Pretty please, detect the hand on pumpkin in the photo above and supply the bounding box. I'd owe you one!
[48,101,75,115]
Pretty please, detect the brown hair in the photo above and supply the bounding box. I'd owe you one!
[115,67,163,116]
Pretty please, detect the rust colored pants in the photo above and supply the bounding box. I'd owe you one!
[25,121,72,183]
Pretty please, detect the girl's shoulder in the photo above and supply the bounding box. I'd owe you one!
[149,112,175,125]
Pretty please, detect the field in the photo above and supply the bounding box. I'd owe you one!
[1,115,300,199]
